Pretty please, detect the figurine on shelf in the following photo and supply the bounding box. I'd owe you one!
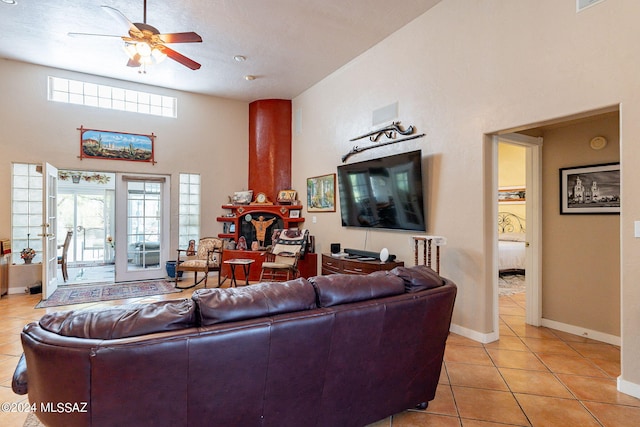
[186,239,196,256]
[237,236,247,251]
[251,215,276,248]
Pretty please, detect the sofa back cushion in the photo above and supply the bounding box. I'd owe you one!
[391,265,445,292]
[39,299,196,339]
[192,278,317,326]
[309,271,405,308]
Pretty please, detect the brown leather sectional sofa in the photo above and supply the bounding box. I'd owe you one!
[13,265,456,427]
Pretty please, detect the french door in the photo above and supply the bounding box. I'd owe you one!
[41,163,59,299]
[114,174,170,282]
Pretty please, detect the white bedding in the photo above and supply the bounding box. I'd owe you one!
[499,233,526,272]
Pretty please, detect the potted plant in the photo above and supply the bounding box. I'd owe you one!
[21,234,36,264]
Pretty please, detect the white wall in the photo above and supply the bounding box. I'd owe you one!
[292,0,640,396]
[0,59,249,293]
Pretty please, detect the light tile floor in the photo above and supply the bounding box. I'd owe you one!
[1,282,639,426]
[370,292,640,426]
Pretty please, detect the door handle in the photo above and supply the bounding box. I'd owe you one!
[525,242,530,247]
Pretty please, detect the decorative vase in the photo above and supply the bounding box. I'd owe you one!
[24,258,32,265]
[165,261,183,279]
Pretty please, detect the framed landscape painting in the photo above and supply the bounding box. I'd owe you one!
[307,173,336,212]
[79,127,156,164]
[560,163,620,214]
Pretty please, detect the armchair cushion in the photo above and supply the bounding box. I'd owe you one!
[271,229,309,257]
[194,238,223,263]
[180,257,220,269]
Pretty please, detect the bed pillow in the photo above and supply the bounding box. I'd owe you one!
[39,299,196,339]
[499,232,525,242]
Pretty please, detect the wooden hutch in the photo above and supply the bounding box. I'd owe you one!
[216,203,317,281]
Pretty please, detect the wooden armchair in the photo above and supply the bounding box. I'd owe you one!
[259,229,309,282]
[57,230,73,282]
[175,237,224,289]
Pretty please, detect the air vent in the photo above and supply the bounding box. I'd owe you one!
[577,0,605,12]
[372,102,398,126]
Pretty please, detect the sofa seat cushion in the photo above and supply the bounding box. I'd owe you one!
[391,265,445,292]
[192,278,316,326]
[39,299,196,339]
[309,272,405,308]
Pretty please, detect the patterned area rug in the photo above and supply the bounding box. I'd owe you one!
[35,280,180,309]
[499,273,526,296]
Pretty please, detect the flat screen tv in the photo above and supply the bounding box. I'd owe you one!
[337,150,426,231]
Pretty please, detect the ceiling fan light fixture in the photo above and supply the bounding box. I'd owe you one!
[135,42,152,57]
[151,48,167,63]
[123,43,138,60]
[75,4,202,71]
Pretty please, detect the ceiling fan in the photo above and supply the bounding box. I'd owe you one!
[68,0,203,71]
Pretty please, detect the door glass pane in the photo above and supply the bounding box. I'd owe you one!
[127,181,162,270]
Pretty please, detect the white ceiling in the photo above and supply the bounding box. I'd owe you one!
[0,0,441,102]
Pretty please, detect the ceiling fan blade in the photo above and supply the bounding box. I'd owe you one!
[158,32,203,44]
[68,32,124,39]
[101,5,143,38]
[158,46,201,70]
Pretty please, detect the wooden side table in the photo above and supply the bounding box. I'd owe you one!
[223,258,255,287]
[411,236,446,274]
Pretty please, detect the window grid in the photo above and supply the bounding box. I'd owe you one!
[178,174,201,249]
[12,163,43,264]
[48,76,177,118]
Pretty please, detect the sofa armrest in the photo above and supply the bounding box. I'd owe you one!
[12,353,28,395]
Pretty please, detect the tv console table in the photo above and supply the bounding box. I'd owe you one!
[321,253,403,276]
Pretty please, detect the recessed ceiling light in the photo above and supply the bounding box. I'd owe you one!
[234,55,246,62]
[244,75,256,81]
[1,0,18,4]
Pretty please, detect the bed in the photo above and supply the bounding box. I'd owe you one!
[498,212,526,274]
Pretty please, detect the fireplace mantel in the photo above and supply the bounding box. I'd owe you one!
[216,204,304,242]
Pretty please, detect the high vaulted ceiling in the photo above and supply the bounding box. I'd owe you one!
[0,0,441,101]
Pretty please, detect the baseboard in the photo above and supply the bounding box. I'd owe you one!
[450,318,620,347]
[618,376,640,399]
[7,287,28,295]
[450,323,499,344]
[540,318,620,346]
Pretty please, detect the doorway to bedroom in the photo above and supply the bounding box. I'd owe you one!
[494,133,542,329]
[491,107,621,346]
[497,142,527,297]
